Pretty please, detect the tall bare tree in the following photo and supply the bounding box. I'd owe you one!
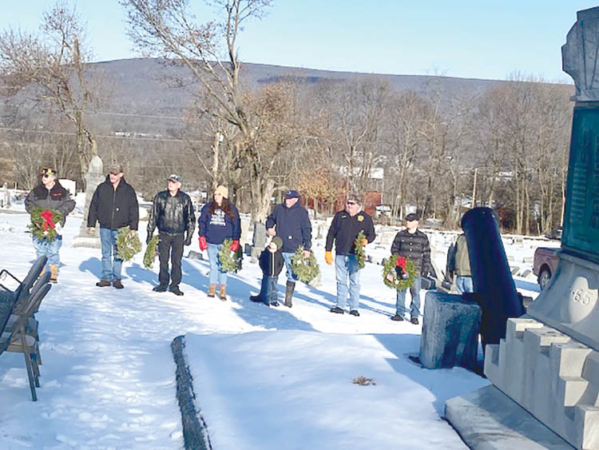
[122,0,279,221]
[0,1,99,180]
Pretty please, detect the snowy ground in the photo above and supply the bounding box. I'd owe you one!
[0,208,544,449]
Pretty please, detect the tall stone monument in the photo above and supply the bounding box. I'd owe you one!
[446,8,599,450]
[73,155,104,248]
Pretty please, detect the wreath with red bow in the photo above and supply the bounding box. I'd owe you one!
[382,255,416,291]
[28,207,64,242]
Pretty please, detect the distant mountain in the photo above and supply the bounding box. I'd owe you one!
[0,58,537,136]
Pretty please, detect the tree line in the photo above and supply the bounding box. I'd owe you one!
[0,0,572,235]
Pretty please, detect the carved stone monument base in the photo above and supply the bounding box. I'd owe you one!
[527,252,599,351]
[482,317,599,449]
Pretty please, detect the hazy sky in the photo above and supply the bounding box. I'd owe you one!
[1,0,597,82]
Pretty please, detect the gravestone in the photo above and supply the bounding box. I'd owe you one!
[419,291,481,369]
[73,156,104,248]
[2,183,10,208]
[446,8,599,449]
[251,222,267,263]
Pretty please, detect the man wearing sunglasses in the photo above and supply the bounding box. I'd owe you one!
[325,194,375,316]
[87,163,139,289]
[25,167,76,282]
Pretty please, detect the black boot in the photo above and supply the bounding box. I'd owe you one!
[284,281,295,308]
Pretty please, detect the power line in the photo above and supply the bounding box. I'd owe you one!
[0,126,210,144]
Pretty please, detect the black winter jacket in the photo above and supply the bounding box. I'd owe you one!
[325,210,376,255]
[259,248,285,277]
[391,229,432,276]
[25,182,75,226]
[265,202,312,253]
[87,176,139,230]
[147,190,196,239]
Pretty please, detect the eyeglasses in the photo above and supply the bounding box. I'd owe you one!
[42,174,50,178]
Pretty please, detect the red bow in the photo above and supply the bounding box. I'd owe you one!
[396,256,407,271]
[40,210,56,231]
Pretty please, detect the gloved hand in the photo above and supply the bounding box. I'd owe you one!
[184,234,192,246]
[230,240,240,252]
[325,251,333,265]
[199,236,208,251]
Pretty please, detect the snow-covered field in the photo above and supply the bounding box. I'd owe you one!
[0,207,546,449]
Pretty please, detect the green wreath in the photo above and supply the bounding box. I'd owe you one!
[354,230,367,269]
[218,239,238,273]
[143,235,160,269]
[116,226,142,262]
[291,246,320,283]
[28,207,64,242]
[382,255,416,291]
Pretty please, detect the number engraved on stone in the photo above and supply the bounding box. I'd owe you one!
[571,288,593,306]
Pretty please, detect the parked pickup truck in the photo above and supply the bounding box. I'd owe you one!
[533,247,560,289]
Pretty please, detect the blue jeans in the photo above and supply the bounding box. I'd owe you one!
[100,228,123,282]
[396,276,422,318]
[282,252,297,283]
[335,255,361,311]
[207,243,228,286]
[456,276,474,294]
[264,276,279,305]
[32,235,63,268]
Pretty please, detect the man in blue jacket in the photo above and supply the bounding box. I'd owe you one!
[264,189,312,307]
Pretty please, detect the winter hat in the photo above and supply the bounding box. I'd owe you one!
[405,213,419,222]
[214,185,229,199]
[271,236,283,250]
[108,163,123,174]
[284,190,300,200]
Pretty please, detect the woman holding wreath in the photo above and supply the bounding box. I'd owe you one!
[198,185,241,301]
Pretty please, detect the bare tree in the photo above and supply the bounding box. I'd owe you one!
[0,1,99,180]
[122,0,281,221]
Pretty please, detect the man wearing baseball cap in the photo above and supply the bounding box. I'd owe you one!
[261,189,312,307]
[87,162,139,289]
[147,174,195,295]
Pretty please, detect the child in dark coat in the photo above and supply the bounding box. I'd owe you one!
[254,236,284,307]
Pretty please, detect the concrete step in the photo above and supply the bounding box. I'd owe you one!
[582,352,599,386]
[550,341,593,377]
[506,318,544,343]
[445,385,573,449]
[574,405,599,449]
[557,376,590,407]
[524,327,571,357]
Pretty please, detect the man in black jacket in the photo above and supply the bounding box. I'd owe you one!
[147,174,195,296]
[325,194,375,316]
[390,213,432,324]
[265,189,312,307]
[87,163,139,289]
